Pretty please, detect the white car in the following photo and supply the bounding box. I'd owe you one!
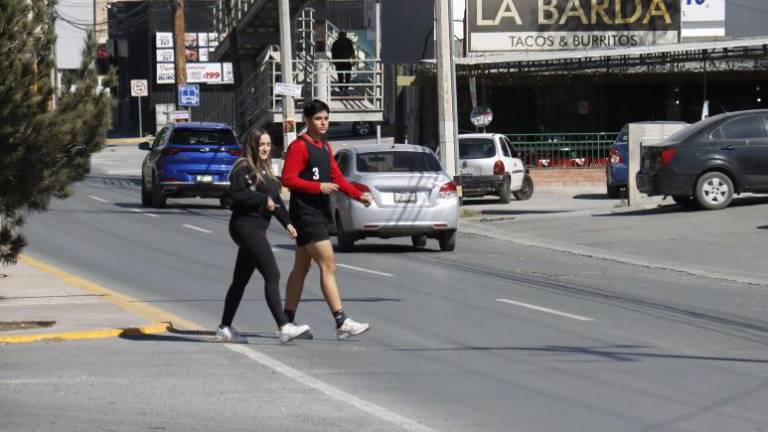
[458,133,534,202]
[330,144,460,252]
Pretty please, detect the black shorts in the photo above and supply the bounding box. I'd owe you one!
[295,222,330,246]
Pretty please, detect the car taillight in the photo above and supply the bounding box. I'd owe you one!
[161,147,181,156]
[493,160,505,176]
[351,182,370,193]
[609,148,623,165]
[227,148,242,156]
[439,181,457,199]
[659,148,677,168]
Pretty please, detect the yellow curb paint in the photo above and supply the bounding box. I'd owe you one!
[17,255,202,332]
[0,323,170,345]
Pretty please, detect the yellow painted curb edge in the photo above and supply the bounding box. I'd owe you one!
[0,323,170,345]
[17,254,202,332]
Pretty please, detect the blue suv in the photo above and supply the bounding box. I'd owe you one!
[139,122,241,208]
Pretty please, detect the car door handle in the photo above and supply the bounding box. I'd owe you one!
[721,145,735,150]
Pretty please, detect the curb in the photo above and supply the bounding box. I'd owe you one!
[0,323,170,345]
[459,221,768,287]
[16,255,202,338]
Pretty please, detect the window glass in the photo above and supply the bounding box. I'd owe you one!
[356,151,442,173]
[459,138,496,159]
[336,153,349,175]
[169,129,238,145]
[718,116,767,140]
[152,128,168,149]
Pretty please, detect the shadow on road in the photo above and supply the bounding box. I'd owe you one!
[573,194,621,200]
[479,209,568,216]
[758,226,768,230]
[395,344,768,364]
[592,204,683,217]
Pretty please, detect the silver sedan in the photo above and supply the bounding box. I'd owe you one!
[330,144,460,252]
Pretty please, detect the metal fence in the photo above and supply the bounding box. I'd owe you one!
[505,132,618,169]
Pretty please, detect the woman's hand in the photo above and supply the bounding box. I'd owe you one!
[266,197,277,212]
[286,224,298,240]
[360,193,373,208]
[319,182,340,195]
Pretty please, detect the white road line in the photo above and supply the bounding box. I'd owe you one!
[337,263,395,277]
[225,344,440,432]
[89,195,108,203]
[495,298,594,321]
[130,208,159,218]
[182,224,212,234]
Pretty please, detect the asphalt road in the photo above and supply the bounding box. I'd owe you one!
[6,168,768,431]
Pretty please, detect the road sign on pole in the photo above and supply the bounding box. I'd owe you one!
[178,84,200,107]
[130,80,149,137]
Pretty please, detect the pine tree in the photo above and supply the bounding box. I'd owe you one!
[0,0,115,264]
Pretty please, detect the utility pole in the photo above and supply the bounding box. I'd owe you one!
[278,0,297,147]
[435,0,460,187]
[173,0,187,109]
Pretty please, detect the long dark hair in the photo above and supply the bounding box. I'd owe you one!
[231,128,276,185]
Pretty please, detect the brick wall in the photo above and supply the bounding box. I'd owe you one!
[529,168,606,188]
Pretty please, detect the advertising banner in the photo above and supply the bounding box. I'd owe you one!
[466,0,680,52]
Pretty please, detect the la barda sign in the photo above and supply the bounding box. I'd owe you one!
[467,0,680,52]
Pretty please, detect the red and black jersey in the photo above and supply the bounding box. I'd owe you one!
[282,134,362,225]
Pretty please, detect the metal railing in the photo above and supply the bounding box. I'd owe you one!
[505,132,618,169]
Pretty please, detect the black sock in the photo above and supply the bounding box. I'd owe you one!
[284,309,296,323]
[333,309,348,328]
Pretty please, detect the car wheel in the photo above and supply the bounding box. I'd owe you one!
[672,195,699,210]
[694,172,734,210]
[513,174,534,201]
[354,122,372,136]
[438,231,456,252]
[219,195,232,209]
[336,216,355,252]
[411,235,427,248]
[606,183,621,199]
[498,176,512,203]
[141,174,152,207]
[151,174,167,209]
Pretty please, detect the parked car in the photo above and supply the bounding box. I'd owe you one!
[458,133,534,203]
[607,121,688,198]
[330,144,460,252]
[637,109,768,210]
[139,122,241,208]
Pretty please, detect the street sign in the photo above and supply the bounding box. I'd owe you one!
[169,110,190,123]
[130,79,148,97]
[274,82,303,98]
[178,84,200,107]
[470,106,493,128]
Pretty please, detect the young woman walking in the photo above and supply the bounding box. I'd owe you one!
[217,129,310,344]
[281,99,373,339]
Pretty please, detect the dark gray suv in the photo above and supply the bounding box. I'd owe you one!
[637,110,768,210]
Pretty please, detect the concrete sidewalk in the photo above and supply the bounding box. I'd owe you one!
[461,192,768,286]
[0,256,183,344]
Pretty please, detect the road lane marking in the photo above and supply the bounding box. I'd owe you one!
[131,208,159,218]
[226,344,440,432]
[337,263,395,277]
[89,195,108,203]
[495,298,594,321]
[183,224,212,234]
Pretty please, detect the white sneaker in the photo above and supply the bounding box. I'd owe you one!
[336,318,370,340]
[277,323,311,344]
[216,326,248,344]
[292,322,314,340]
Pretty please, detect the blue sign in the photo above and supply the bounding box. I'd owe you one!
[178,84,200,107]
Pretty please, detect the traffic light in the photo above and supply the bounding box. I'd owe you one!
[96,43,110,74]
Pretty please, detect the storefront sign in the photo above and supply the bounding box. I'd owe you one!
[156,62,235,85]
[681,0,725,39]
[466,0,680,52]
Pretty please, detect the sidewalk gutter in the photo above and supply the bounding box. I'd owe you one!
[460,220,768,287]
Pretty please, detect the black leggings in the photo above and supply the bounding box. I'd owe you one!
[221,218,288,328]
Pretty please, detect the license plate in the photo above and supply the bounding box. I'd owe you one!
[394,192,417,203]
[196,175,214,183]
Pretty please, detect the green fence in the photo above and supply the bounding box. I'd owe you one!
[505,132,619,169]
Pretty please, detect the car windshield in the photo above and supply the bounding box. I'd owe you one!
[170,129,237,145]
[459,139,496,159]
[615,126,628,144]
[356,151,442,173]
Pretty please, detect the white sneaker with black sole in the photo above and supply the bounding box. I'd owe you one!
[291,322,314,339]
[277,323,311,344]
[216,326,248,344]
[336,318,370,340]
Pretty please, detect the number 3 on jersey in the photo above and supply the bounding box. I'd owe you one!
[312,167,320,180]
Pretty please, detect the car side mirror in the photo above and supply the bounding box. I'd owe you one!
[138,142,151,151]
